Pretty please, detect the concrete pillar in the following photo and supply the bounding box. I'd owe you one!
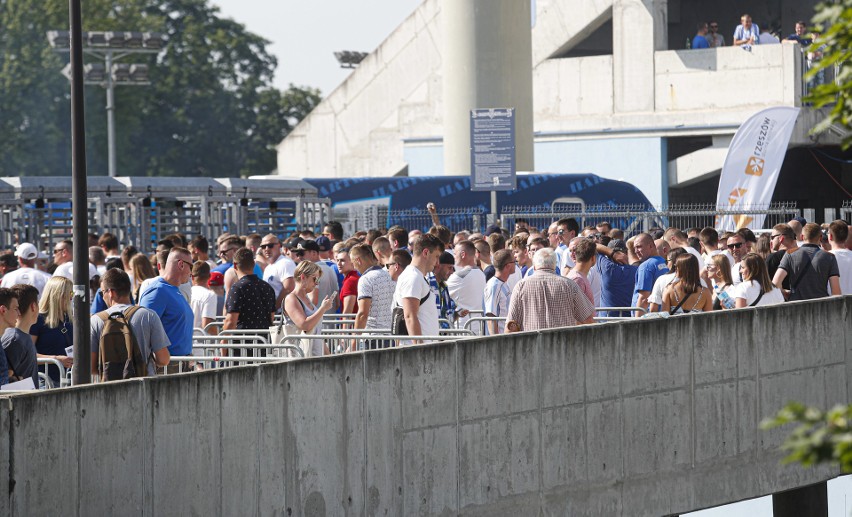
[772,481,828,517]
[442,0,534,175]
[613,0,667,113]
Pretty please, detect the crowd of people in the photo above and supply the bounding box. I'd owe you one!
[690,16,823,56]
[0,210,848,385]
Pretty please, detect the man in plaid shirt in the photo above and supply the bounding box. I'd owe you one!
[506,247,595,332]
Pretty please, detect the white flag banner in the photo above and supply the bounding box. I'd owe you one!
[715,106,800,231]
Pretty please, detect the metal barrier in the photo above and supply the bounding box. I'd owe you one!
[501,203,801,236]
[388,207,488,233]
[0,177,331,252]
[37,357,69,389]
[166,355,287,373]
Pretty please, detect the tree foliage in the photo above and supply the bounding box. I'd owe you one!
[807,0,852,149]
[0,0,320,177]
[761,402,852,473]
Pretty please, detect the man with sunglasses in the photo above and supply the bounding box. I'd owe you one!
[52,239,98,283]
[138,248,195,365]
[765,224,798,291]
[706,22,725,47]
[259,234,295,310]
[726,234,749,284]
[386,249,411,283]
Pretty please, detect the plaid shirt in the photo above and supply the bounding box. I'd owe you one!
[506,269,594,332]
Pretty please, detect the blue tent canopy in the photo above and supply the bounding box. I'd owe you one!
[306,173,650,211]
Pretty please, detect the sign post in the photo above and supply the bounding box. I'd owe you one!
[470,108,517,225]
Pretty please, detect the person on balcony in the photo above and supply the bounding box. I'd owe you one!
[706,22,725,47]
[733,14,760,47]
[692,23,710,49]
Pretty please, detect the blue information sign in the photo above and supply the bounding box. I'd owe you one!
[469,108,516,191]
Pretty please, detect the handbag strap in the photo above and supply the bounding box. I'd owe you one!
[790,248,817,292]
[668,290,689,315]
[749,289,765,307]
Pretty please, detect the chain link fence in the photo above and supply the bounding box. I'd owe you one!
[501,202,802,236]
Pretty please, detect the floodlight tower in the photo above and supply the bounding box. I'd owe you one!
[47,30,166,177]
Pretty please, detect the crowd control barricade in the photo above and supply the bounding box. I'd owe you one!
[595,307,647,320]
[166,355,286,373]
[37,357,68,389]
[500,202,801,237]
[193,332,270,358]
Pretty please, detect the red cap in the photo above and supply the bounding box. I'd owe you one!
[208,271,225,287]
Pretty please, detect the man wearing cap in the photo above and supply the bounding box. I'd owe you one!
[297,240,339,312]
[259,233,296,310]
[428,251,458,329]
[317,235,344,289]
[0,244,51,296]
[52,239,98,283]
[208,271,226,314]
[595,240,639,317]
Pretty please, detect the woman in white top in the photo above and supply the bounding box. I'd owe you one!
[284,261,335,356]
[662,254,713,314]
[733,253,785,308]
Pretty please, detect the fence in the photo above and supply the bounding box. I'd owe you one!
[0,177,331,253]
[501,202,802,236]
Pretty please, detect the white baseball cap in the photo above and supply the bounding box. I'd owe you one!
[14,243,38,260]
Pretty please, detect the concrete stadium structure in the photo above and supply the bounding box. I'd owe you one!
[276,0,846,209]
[2,296,848,515]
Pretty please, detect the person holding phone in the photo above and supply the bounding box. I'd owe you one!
[284,261,335,356]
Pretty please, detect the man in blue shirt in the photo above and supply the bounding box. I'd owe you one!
[631,233,669,312]
[595,241,638,317]
[139,248,195,364]
[692,23,710,49]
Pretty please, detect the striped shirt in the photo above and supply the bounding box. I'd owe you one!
[506,269,594,332]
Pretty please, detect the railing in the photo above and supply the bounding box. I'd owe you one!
[501,202,801,235]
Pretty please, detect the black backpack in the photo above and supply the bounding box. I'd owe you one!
[97,306,148,381]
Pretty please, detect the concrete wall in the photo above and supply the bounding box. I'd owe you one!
[3,297,848,516]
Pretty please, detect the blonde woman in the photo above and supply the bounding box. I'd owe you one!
[30,276,74,386]
[130,253,157,302]
[707,254,736,310]
[284,261,335,357]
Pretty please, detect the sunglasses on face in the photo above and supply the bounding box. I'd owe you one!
[259,243,279,249]
[728,242,744,250]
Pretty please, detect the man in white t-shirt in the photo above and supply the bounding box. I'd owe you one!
[51,239,99,283]
[446,240,487,334]
[726,234,748,285]
[392,233,443,344]
[0,243,51,296]
[828,220,852,295]
[259,234,295,309]
[189,262,217,331]
[483,249,515,335]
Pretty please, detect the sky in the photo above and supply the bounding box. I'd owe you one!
[204,2,852,515]
[209,0,422,96]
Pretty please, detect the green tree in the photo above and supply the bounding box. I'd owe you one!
[807,0,852,149]
[761,402,852,473]
[0,0,319,177]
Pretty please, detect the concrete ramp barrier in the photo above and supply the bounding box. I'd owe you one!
[0,297,848,516]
